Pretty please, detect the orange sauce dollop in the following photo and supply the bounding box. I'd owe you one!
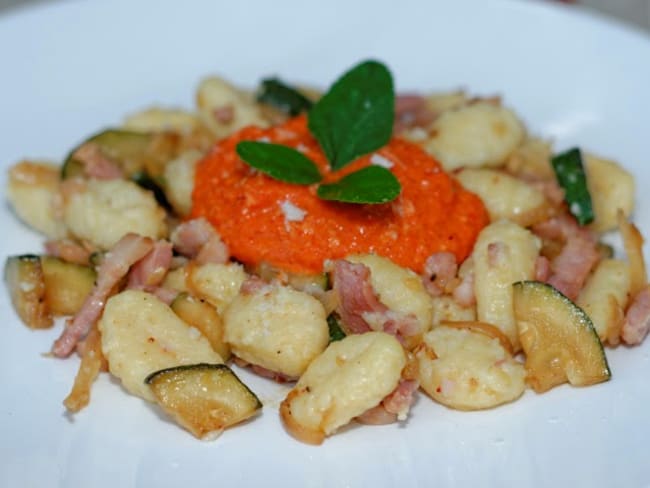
[191,116,488,275]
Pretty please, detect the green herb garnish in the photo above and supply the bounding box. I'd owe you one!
[236,60,401,204]
[327,314,346,342]
[317,165,400,204]
[551,147,594,225]
[235,141,322,184]
[256,78,313,116]
[308,60,394,170]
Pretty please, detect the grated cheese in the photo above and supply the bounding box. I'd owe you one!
[279,199,307,232]
[370,153,394,169]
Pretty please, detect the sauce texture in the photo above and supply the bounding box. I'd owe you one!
[191,116,487,274]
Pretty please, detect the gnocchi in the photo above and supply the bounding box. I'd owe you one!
[423,102,525,170]
[98,290,223,402]
[6,161,67,238]
[196,76,268,139]
[472,220,541,351]
[347,254,433,337]
[187,262,247,314]
[280,332,406,444]
[416,324,525,410]
[63,179,167,249]
[224,282,329,378]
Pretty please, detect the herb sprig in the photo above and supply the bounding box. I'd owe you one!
[236,141,322,184]
[236,60,400,204]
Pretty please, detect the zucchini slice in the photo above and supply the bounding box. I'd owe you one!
[256,78,314,116]
[145,363,262,439]
[4,255,52,329]
[61,129,180,180]
[512,280,610,393]
[170,293,231,361]
[551,147,594,225]
[41,256,96,316]
[62,129,152,179]
[130,170,172,210]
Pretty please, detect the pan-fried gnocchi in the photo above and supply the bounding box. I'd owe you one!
[223,282,329,378]
[162,149,202,216]
[197,76,268,139]
[98,290,223,402]
[186,262,247,314]
[584,154,635,232]
[577,259,631,343]
[280,332,406,444]
[423,102,525,171]
[346,254,432,338]
[5,63,649,445]
[431,296,476,326]
[472,220,540,351]
[123,107,203,134]
[63,179,167,249]
[416,325,525,410]
[456,168,550,227]
[6,161,67,238]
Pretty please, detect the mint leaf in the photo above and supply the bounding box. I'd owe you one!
[236,141,322,184]
[256,78,313,116]
[308,60,394,170]
[317,165,400,204]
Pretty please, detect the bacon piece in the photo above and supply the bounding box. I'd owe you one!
[380,311,421,340]
[73,142,124,180]
[355,405,397,425]
[126,240,175,303]
[533,214,595,243]
[171,218,229,264]
[195,236,229,265]
[63,322,106,413]
[331,260,377,334]
[44,239,94,265]
[621,286,650,345]
[356,379,419,425]
[149,286,178,305]
[52,233,154,358]
[534,255,551,282]
[547,236,599,300]
[127,241,173,290]
[423,252,458,296]
[382,379,419,419]
[232,357,295,383]
[519,174,565,207]
[394,94,437,133]
[533,215,600,300]
[240,276,271,295]
[213,105,234,124]
[332,260,420,343]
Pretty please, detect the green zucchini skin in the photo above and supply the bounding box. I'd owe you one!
[326,313,346,342]
[145,362,262,438]
[61,129,153,179]
[130,171,172,210]
[256,78,313,116]
[145,363,262,409]
[551,147,594,225]
[513,280,610,393]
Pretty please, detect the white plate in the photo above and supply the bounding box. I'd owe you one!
[1,1,649,487]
